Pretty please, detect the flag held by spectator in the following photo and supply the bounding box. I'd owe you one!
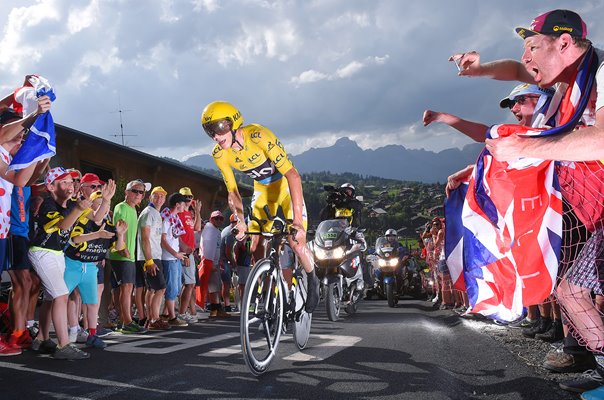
[8,75,56,172]
[445,47,598,322]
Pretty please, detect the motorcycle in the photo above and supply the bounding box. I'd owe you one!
[372,236,408,307]
[310,218,365,321]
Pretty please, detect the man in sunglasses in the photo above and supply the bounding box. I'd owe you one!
[107,179,150,334]
[423,83,554,196]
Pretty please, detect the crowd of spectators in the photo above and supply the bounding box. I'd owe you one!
[422,9,604,397]
[0,89,237,360]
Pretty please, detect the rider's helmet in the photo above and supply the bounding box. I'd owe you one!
[201,101,244,139]
[340,183,355,198]
[385,228,397,237]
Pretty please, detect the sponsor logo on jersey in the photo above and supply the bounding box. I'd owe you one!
[248,153,261,163]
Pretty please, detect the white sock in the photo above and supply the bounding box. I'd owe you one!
[26,320,35,328]
[68,326,78,336]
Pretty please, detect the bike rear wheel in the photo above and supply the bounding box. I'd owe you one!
[240,259,284,376]
[292,269,312,350]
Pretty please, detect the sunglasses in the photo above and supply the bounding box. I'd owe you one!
[202,119,232,139]
[85,184,102,190]
[508,95,540,108]
[129,188,145,195]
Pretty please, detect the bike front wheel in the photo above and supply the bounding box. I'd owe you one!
[240,259,285,376]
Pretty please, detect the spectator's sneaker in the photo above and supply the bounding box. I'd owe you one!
[439,303,455,311]
[52,344,90,360]
[148,320,171,331]
[85,335,107,349]
[453,306,467,315]
[7,331,33,349]
[581,385,604,400]
[168,317,188,327]
[545,342,564,362]
[544,351,597,373]
[559,369,604,393]
[27,322,39,340]
[431,295,440,303]
[209,308,231,318]
[96,326,113,338]
[181,313,198,323]
[535,320,564,342]
[76,327,89,343]
[522,318,552,338]
[120,322,148,334]
[305,272,320,313]
[32,338,57,354]
[508,316,539,329]
[138,318,147,328]
[0,338,21,356]
[108,309,119,323]
[224,305,233,313]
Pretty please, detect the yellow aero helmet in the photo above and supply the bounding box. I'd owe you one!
[201,101,244,138]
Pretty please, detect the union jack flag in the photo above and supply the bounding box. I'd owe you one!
[445,47,599,321]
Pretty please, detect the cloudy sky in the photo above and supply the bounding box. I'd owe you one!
[1,0,602,162]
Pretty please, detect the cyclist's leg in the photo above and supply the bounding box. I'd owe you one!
[250,184,274,262]
[279,183,319,312]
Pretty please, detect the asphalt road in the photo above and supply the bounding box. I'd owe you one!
[0,299,576,400]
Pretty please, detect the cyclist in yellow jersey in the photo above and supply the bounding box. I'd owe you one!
[201,101,319,312]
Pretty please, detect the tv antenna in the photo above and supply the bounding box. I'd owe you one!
[109,96,138,146]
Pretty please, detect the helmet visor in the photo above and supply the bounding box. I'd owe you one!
[202,119,233,139]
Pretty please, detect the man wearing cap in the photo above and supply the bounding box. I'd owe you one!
[424,83,555,194]
[160,193,189,327]
[107,179,150,334]
[137,186,170,330]
[28,167,92,360]
[199,210,229,318]
[177,187,203,323]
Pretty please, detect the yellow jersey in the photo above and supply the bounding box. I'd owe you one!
[212,124,294,192]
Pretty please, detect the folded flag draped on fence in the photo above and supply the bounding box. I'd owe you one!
[8,75,56,172]
[445,47,599,321]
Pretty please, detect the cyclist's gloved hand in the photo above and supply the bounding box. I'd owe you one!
[289,222,305,244]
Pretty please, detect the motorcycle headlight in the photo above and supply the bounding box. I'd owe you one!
[315,247,327,260]
[332,246,345,259]
[378,258,387,267]
[389,258,399,267]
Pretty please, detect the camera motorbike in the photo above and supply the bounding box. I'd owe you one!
[310,218,365,321]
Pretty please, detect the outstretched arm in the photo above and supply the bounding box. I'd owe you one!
[423,110,488,142]
[450,51,535,83]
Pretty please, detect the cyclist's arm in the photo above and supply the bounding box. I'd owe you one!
[284,168,305,227]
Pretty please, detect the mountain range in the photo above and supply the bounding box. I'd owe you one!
[184,137,484,183]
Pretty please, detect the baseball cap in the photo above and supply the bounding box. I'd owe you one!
[499,83,555,108]
[168,192,188,207]
[516,9,587,40]
[210,210,224,219]
[45,167,81,185]
[151,186,168,196]
[126,179,152,192]
[67,168,82,180]
[80,173,105,185]
[179,187,193,196]
[229,214,237,223]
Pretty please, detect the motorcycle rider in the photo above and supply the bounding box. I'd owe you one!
[320,183,363,228]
